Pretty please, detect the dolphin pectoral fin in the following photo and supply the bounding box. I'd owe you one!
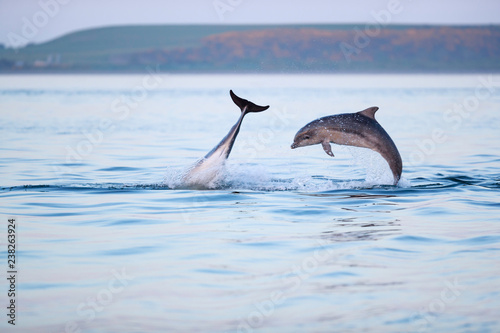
[322,141,334,157]
[230,90,269,113]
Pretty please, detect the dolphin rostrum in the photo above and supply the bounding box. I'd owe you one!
[183,90,269,188]
[291,107,402,185]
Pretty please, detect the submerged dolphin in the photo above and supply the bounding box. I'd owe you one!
[183,90,269,188]
[291,107,402,185]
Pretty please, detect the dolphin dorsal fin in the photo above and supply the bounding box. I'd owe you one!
[357,106,379,120]
[230,90,269,113]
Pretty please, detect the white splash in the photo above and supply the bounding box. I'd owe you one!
[163,147,410,191]
[164,157,227,190]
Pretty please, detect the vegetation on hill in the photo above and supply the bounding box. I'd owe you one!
[1,24,499,73]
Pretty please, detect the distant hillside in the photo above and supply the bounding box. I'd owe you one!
[1,24,499,73]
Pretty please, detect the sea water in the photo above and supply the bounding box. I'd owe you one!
[1,74,499,332]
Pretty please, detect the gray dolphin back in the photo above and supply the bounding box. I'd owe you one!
[328,111,402,184]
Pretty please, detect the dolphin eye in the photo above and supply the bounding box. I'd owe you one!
[303,135,310,140]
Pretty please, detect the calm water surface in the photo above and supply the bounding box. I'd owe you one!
[1,74,500,332]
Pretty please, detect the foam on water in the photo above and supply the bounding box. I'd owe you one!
[161,136,409,191]
[162,154,411,192]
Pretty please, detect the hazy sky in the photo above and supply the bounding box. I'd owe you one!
[1,0,500,47]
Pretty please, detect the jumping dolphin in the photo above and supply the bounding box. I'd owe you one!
[183,90,269,188]
[291,107,402,185]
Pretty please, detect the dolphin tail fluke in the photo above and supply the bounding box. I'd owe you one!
[230,90,269,113]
